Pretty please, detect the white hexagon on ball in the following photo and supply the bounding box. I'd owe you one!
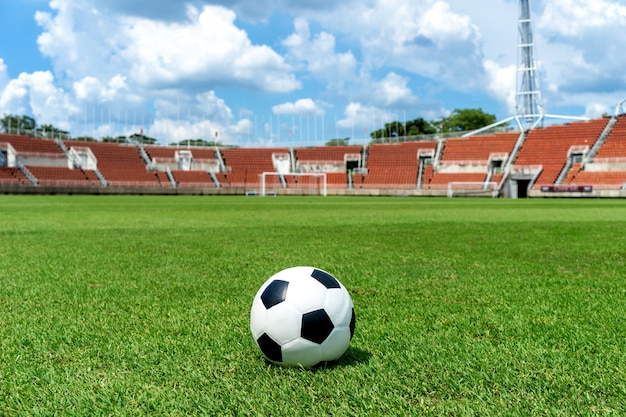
[250,266,355,368]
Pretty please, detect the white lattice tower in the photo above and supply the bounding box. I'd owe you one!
[516,0,544,130]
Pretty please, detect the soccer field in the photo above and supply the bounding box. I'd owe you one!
[0,196,624,415]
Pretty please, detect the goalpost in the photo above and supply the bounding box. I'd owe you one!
[447,182,500,198]
[260,172,327,196]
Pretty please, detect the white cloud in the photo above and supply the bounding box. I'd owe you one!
[283,18,357,86]
[105,75,129,101]
[123,6,300,93]
[73,75,129,102]
[12,0,306,144]
[149,90,237,144]
[35,0,111,80]
[371,73,417,107]
[35,1,300,95]
[0,71,77,130]
[584,102,611,118]
[317,0,485,91]
[281,18,418,112]
[529,0,626,114]
[539,0,626,37]
[100,0,278,22]
[483,60,516,114]
[337,102,394,131]
[0,59,8,91]
[195,90,234,125]
[73,77,102,101]
[4,0,625,146]
[0,77,28,115]
[150,118,214,144]
[417,1,476,48]
[272,98,325,116]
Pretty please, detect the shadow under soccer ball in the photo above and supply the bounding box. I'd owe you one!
[319,346,372,368]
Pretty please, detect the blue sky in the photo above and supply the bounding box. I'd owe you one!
[1,0,626,146]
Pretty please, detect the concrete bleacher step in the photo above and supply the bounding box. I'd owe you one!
[16,162,37,185]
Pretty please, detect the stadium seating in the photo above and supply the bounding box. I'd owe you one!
[0,136,98,186]
[143,145,218,187]
[65,141,163,187]
[360,141,437,189]
[295,145,361,161]
[144,145,219,162]
[143,146,175,160]
[2,134,64,155]
[326,172,349,188]
[558,116,626,189]
[216,147,288,189]
[427,172,488,189]
[3,115,626,195]
[0,167,30,185]
[438,132,518,162]
[562,163,582,184]
[594,116,626,160]
[425,132,518,189]
[170,170,215,188]
[295,146,361,170]
[278,172,347,191]
[26,166,100,186]
[513,119,608,189]
[569,170,626,188]
[290,145,361,189]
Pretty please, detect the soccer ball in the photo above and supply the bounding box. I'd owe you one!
[250,266,355,368]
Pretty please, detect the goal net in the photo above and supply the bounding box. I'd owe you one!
[260,172,327,196]
[447,182,499,198]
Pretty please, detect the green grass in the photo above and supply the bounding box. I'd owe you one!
[0,196,625,415]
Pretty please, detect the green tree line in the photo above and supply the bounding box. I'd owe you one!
[1,114,70,139]
[369,108,497,140]
[326,108,497,146]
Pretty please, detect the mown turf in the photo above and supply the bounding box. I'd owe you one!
[0,196,624,415]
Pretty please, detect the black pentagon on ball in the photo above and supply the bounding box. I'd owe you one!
[310,269,340,289]
[301,309,334,344]
[349,308,356,339]
[260,280,289,309]
[257,333,282,362]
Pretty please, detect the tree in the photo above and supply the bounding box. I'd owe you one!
[103,136,129,144]
[370,117,437,140]
[370,121,402,139]
[1,114,37,134]
[440,108,496,132]
[74,136,98,142]
[171,139,221,147]
[1,114,72,139]
[405,118,437,136]
[129,133,157,145]
[36,124,70,139]
[325,138,350,146]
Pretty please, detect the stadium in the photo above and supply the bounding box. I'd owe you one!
[1,1,625,416]
[1,1,626,199]
[2,108,626,198]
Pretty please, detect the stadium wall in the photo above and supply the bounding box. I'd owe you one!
[3,183,625,198]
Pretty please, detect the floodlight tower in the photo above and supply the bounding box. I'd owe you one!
[463,0,588,139]
[516,0,544,130]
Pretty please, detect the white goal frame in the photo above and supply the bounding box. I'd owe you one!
[260,172,327,196]
[447,182,499,198]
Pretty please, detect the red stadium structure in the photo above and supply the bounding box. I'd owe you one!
[2,111,626,198]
